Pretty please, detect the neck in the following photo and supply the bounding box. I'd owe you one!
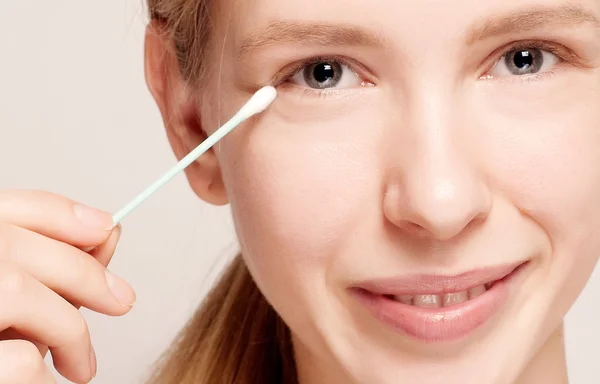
[293,324,568,384]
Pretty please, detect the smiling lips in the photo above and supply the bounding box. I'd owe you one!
[351,261,527,342]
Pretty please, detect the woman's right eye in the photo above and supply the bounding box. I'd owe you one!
[289,60,364,90]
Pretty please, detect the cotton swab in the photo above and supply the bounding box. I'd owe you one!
[111,86,277,226]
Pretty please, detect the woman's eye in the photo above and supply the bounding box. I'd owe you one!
[290,60,363,89]
[488,47,560,77]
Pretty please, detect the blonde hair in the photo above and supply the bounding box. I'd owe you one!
[145,1,297,383]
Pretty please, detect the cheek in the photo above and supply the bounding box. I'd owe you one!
[480,72,600,274]
[215,98,390,323]
[222,111,379,278]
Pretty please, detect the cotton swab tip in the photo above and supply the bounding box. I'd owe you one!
[236,86,277,120]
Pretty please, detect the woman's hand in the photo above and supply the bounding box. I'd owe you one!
[0,190,135,383]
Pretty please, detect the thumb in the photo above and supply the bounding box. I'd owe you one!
[88,225,123,267]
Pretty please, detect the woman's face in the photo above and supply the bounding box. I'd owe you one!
[182,0,600,382]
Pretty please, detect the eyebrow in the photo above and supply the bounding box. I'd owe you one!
[236,21,385,59]
[466,5,600,44]
[236,5,600,59]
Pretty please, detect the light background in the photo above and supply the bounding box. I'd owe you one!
[0,1,597,383]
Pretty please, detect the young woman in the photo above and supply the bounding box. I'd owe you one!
[1,0,599,383]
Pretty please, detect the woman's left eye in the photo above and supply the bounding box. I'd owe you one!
[487,47,560,78]
[289,60,363,89]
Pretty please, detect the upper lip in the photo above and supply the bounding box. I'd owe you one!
[353,261,525,296]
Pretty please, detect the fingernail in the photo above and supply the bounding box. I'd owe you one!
[83,225,122,254]
[89,345,97,378]
[105,270,136,307]
[110,224,122,242]
[74,204,114,231]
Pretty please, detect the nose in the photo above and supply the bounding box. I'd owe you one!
[384,166,491,240]
[383,106,491,242]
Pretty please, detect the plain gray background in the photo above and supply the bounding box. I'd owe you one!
[0,1,597,383]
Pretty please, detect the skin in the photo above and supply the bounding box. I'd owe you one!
[0,191,135,383]
[147,0,600,383]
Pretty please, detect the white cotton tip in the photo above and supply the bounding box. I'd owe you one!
[236,86,277,120]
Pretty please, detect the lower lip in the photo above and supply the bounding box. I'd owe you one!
[351,263,526,343]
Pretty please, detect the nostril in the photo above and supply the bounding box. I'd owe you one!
[466,212,487,230]
[402,222,429,237]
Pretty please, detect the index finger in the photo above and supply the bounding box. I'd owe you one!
[0,189,114,248]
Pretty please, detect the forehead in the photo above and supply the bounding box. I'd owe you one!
[216,0,600,52]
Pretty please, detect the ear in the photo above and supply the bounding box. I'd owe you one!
[143,21,228,206]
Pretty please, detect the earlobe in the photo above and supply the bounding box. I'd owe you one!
[143,22,229,206]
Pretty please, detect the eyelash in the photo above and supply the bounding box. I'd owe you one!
[273,40,580,96]
[482,40,578,80]
[273,55,368,98]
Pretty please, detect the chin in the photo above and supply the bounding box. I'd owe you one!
[323,318,548,384]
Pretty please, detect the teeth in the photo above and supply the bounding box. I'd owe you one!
[442,290,468,307]
[413,295,441,308]
[468,284,487,299]
[389,283,492,308]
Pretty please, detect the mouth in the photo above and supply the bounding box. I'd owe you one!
[350,261,528,343]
